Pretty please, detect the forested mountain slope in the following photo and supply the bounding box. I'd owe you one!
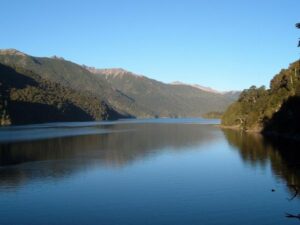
[87,68,234,118]
[0,63,125,125]
[222,60,300,136]
[0,49,237,125]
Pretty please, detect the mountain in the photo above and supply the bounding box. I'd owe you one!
[222,91,241,101]
[222,60,300,137]
[0,49,149,118]
[87,67,235,118]
[171,81,220,93]
[0,63,125,125]
[171,81,241,99]
[0,49,237,125]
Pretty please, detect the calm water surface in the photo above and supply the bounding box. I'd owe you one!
[0,118,300,225]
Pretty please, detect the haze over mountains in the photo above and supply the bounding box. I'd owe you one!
[0,49,239,125]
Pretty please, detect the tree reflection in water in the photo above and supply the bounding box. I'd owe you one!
[222,129,300,220]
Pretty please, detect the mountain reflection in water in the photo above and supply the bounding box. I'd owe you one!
[1,120,300,225]
[0,123,219,188]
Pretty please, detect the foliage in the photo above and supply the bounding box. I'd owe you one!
[0,63,125,125]
[0,50,236,121]
[222,60,300,134]
[202,111,223,119]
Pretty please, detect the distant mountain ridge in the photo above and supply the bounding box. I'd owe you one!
[0,49,239,125]
[222,91,241,101]
[86,67,240,96]
[87,66,239,118]
[84,67,142,78]
[0,49,27,56]
[171,81,220,93]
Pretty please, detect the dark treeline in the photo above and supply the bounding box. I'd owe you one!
[222,60,300,137]
[0,63,125,125]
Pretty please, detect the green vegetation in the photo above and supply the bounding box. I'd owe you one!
[202,111,223,119]
[222,60,300,135]
[0,49,144,118]
[0,63,125,125]
[90,68,234,118]
[0,49,237,125]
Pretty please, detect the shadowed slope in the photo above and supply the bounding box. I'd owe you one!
[0,63,126,125]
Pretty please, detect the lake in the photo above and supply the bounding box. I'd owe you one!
[0,118,300,225]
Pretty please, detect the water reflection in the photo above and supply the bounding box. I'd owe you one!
[0,123,219,188]
[222,129,300,197]
[2,122,300,225]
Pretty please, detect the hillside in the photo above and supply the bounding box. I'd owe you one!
[222,60,300,136]
[0,49,237,125]
[0,63,126,125]
[222,91,241,101]
[0,49,157,118]
[170,81,220,93]
[87,68,235,118]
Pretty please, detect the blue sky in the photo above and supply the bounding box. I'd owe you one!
[1,0,300,91]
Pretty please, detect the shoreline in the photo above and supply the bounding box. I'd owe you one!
[218,124,262,133]
[218,124,300,142]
